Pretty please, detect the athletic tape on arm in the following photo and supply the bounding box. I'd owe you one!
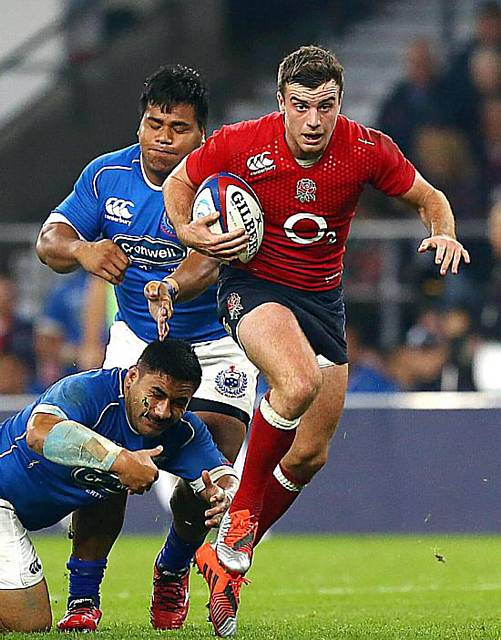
[42,420,123,471]
[189,465,239,494]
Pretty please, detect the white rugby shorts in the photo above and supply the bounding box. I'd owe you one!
[103,321,258,418]
[0,499,44,589]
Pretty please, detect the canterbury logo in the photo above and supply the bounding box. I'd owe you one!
[105,197,134,220]
[29,559,42,574]
[246,151,275,173]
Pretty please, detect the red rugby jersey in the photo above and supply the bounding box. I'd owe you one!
[186,112,416,291]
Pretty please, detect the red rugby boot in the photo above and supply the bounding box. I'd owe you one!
[56,598,102,632]
[150,564,190,630]
[195,543,249,638]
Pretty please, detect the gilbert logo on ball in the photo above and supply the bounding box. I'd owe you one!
[192,172,264,263]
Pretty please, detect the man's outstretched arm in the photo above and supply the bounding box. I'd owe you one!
[399,172,470,276]
[26,412,161,494]
[36,222,129,285]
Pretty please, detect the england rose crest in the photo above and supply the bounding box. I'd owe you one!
[227,292,243,320]
[296,178,317,203]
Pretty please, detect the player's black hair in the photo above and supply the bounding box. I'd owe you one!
[137,339,202,388]
[277,45,344,95]
[139,64,208,130]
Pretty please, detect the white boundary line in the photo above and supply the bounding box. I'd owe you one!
[344,392,501,410]
[2,392,501,414]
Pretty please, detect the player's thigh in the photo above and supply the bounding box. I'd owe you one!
[238,303,319,389]
[285,364,348,466]
[0,500,51,631]
[0,579,51,632]
[190,335,258,462]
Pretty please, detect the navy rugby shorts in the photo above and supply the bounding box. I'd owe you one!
[217,267,348,365]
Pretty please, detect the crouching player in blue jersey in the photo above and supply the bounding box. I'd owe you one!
[36,64,257,631]
[0,339,238,632]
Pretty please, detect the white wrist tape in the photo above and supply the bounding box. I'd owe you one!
[43,420,123,471]
[189,465,239,494]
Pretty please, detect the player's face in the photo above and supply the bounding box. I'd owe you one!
[138,103,204,186]
[124,367,197,437]
[278,81,342,160]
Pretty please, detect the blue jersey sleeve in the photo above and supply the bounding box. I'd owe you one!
[54,158,104,241]
[162,414,232,490]
[34,371,113,428]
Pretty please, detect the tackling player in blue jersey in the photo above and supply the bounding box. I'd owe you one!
[36,65,257,631]
[0,339,237,632]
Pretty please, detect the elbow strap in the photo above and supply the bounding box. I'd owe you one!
[42,420,123,471]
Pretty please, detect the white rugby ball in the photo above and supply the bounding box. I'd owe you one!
[192,172,264,263]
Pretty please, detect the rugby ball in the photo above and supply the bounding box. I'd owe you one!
[191,172,264,263]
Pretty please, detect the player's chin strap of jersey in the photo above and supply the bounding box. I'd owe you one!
[43,420,123,470]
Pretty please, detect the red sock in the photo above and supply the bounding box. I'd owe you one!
[255,463,306,545]
[230,398,299,518]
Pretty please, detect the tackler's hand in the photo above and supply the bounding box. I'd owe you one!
[144,280,178,341]
[418,235,470,276]
[74,239,130,285]
[201,470,231,528]
[111,446,162,494]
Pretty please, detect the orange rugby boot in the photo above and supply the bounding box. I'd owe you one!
[195,542,249,637]
[216,508,258,575]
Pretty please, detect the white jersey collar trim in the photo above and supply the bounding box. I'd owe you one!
[139,155,163,192]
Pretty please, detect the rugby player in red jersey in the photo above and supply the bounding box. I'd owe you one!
[162,45,470,636]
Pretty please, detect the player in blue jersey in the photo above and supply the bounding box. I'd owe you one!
[0,339,238,632]
[36,65,257,631]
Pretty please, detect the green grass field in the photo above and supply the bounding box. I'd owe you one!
[9,534,501,639]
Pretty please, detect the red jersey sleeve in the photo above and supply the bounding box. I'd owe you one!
[370,131,416,197]
[185,125,232,187]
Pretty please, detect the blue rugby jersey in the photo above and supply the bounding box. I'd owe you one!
[51,144,224,344]
[0,368,229,530]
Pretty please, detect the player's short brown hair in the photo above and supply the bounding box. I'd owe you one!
[277,45,344,95]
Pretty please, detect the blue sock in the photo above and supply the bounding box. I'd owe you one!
[66,556,107,608]
[156,527,199,574]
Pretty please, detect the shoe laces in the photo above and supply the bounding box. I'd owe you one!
[225,511,257,547]
[225,511,257,544]
[155,570,188,612]
[229,574,250,597]
[67,598,97,614]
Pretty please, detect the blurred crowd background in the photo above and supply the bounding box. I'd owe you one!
[0,0,500,396]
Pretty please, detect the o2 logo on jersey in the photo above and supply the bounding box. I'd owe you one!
[71,467,126,495]
[113,234,187,267]
[283,213,337,245]
[215,365,248,399]
[104,197,135,224]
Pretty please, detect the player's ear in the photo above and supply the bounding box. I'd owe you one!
[277,91,285,113]
[125,365,139,388]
